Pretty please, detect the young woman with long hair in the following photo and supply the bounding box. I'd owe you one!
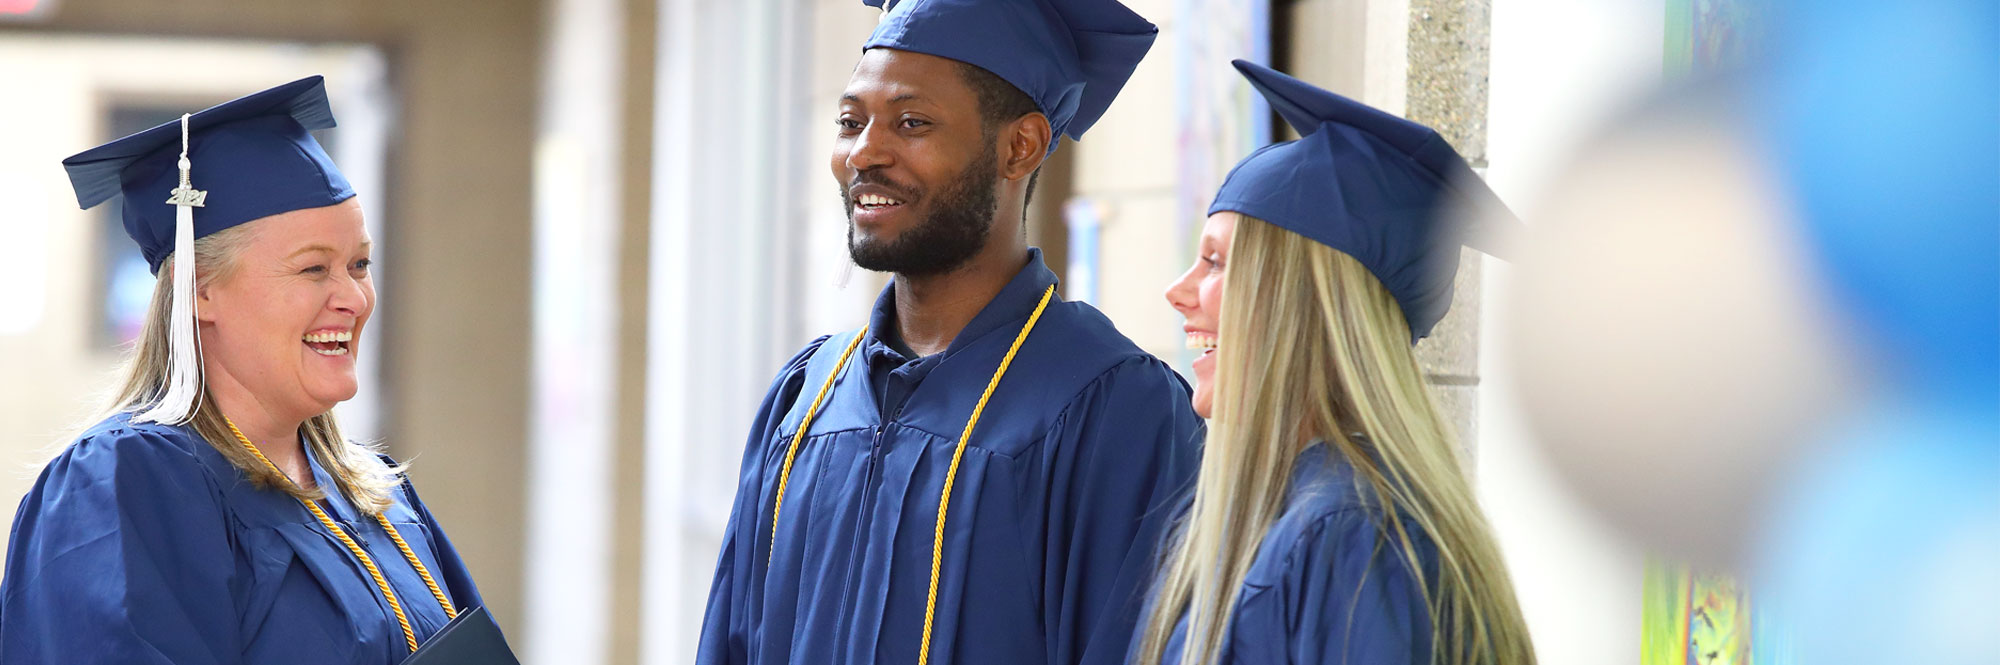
[1136,61,1535,665]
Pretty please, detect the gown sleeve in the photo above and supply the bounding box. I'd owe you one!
[696,335,832,665]
[1039,356,1204,665]
[0,427,242,664]
[1249,509,1435,665]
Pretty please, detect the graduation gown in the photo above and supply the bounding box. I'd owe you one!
[0,412,485,664]
[698,249,1205,665]
[1149,444,1438,665]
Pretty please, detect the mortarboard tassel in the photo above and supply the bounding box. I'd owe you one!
[136,114,207,424]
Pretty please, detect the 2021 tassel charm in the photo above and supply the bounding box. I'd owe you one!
[136,114,207,424]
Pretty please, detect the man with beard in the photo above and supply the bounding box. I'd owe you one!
[695,1,1203,664]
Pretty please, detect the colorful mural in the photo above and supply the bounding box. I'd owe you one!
[1663,0,1767,77]
[1642,564,1788,665]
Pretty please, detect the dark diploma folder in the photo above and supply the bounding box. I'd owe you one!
[401,606,520,665]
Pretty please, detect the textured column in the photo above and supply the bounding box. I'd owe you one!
[1407,0,1492,456]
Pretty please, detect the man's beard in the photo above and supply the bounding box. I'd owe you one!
[844,146,1000,277]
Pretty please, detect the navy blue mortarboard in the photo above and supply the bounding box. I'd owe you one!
[62,75,353,275]
[861,0,1156,153]
[59,75,352,425]
[1209,60,1521,342]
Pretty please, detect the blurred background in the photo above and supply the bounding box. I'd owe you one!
[6,0,1982,664]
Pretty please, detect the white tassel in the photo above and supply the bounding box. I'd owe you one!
[136,115,206,425]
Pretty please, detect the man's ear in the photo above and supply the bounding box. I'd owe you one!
[1001,112,1052,181]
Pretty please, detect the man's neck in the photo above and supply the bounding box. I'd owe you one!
[892,241,1030,358]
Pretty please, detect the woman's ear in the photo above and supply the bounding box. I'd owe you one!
[194,269,222,323]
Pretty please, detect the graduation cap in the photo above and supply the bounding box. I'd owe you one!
[1209,60,1522,342]
[60,75,355,424]
[861,0,1156,153]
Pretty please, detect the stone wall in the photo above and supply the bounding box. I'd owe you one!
[1409,0,1493,456]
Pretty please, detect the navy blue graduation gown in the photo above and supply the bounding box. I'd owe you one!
[697,250,1205,665]
[1149,444,1437,665]
[0,412,485,664]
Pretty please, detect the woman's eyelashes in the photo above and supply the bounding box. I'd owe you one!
[296,257,370,278]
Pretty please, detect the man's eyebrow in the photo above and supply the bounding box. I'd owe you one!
[839,93,929,105]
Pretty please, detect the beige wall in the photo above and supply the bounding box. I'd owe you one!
[610,3,656,664]
[10,0,544,638]
[0,44,128,536]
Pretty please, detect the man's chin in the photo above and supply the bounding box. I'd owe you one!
[848,245,903,274]
[848,225,925,273]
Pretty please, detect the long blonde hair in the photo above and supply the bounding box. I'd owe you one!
[1136,214,1534,665]
[94,222,400,515]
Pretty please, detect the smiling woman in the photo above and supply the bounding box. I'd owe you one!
[172,200,383,495]
[1140,62,1533,665]
[105,206,391,508]
[0,76,502,664]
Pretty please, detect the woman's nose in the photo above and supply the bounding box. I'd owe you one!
[329,276,369,317]
[1164,266,1199,313]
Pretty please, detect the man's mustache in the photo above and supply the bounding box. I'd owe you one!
[843,170,920,204]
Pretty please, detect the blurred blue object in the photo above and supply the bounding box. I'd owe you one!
[1758,400,1999,665]
[1758,0,2000,400]
[1752,2,2000,663]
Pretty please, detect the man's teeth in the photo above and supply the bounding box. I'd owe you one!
[310,346,349,356]
[856,193,903,208]
[1186,333,1217,350]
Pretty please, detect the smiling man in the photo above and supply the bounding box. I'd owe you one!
[693,1,1203,664]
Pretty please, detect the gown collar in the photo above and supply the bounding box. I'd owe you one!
[865,247,1060,361]
[301,439,363,524]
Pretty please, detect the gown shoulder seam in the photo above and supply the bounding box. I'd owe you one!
[1033,355,1190,451]
[1271,506,1379,581]
[842,353,1169,461]
[74,422,222,482]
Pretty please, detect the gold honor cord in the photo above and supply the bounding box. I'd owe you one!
[225,418,459,654]
[764,285,1057,665]
[770,330,870,564]
[917,284,1054,665]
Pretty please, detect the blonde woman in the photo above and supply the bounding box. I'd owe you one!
[1137,61,1534,665]
[0,77,499,663]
